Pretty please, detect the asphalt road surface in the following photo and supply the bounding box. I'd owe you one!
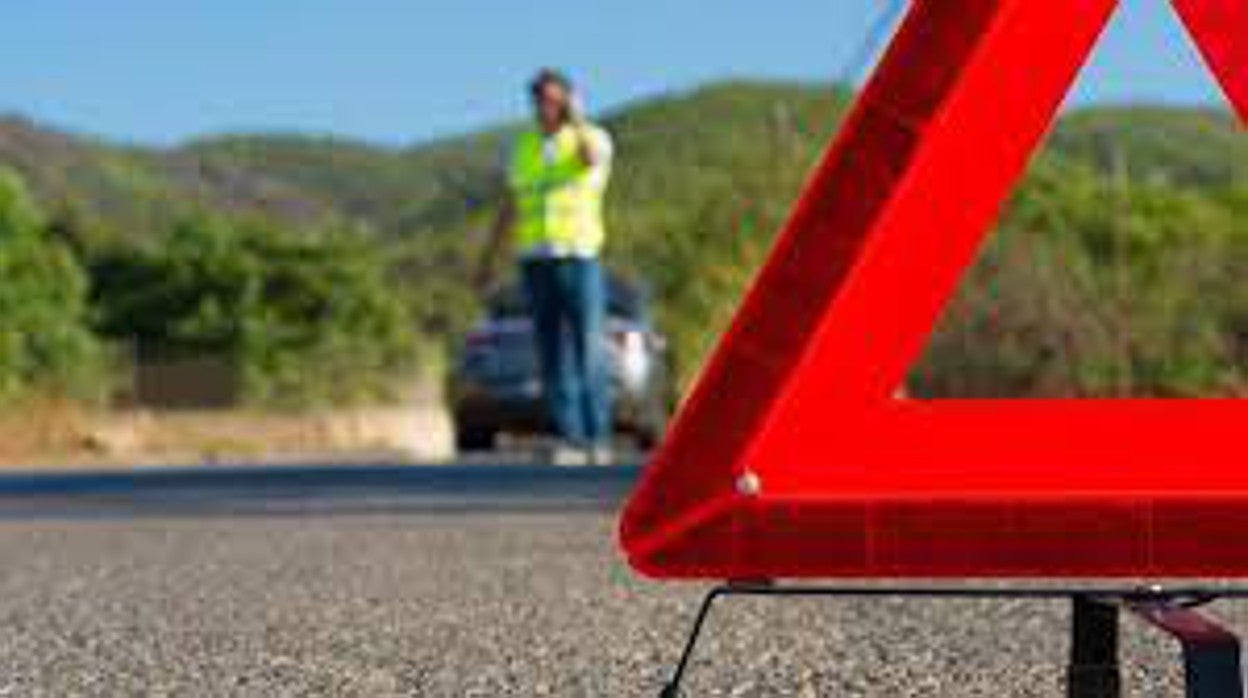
[0,462,1236,696]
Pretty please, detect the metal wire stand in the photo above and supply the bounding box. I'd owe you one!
[660,583,1248,697]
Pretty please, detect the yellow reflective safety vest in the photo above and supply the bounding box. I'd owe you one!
[508,124,610,257]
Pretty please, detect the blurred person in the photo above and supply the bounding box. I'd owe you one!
[477,69,615,463]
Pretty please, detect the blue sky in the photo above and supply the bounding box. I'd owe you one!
[0,0,1230,146]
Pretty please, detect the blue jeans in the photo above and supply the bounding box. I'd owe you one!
[521,257,613,445]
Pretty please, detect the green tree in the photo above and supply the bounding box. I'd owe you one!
[0,168,108,404]
[89,214,419,408]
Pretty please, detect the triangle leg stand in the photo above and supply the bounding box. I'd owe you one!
[659,584,1248,698]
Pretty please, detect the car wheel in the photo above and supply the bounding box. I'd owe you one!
[455,426,497,453]
[633,399,669,451]
[634,426,661,451]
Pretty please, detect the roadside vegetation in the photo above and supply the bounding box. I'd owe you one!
[0,169,109,404]
[1,80,1246,408]
[0,167,418,410]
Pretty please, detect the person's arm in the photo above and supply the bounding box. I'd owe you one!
[474,193,515,292]
[568,95,602,167]
[574,128,600,167]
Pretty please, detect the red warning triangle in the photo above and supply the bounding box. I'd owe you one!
[620,0,1248,580]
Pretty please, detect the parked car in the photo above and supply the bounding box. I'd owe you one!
[450,274,671,452]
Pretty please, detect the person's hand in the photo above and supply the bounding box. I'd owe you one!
[568,93,598,166]
[567,92,588,126]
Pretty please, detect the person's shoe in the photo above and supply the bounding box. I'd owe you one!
[587,444,614,467]
[548,442,591,467]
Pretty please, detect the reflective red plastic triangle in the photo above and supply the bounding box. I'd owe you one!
[1173,0,1248,122]
[620,0,1248,580]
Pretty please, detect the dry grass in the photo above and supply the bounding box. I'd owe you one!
[0,400,452,469]
[0,400,96,466]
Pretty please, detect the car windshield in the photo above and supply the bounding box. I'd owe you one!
[488,274,648,321]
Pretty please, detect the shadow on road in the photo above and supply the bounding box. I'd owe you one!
[0,461,643,520]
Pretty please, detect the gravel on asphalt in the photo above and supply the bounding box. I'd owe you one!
[0,510,1220,696]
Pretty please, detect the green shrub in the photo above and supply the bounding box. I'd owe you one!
[0,169,109,404]
[89,214,419,408]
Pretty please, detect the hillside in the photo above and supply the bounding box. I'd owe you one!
[5,84,1246,236]
[3,80,1247,398]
